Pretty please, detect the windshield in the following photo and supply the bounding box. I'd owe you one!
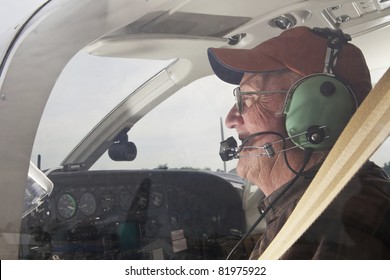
[92,75,238,171]
[31,53,175,170]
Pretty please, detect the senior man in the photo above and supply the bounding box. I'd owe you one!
[208,26,390,259]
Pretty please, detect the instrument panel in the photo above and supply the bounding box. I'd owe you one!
[20,170,245,260]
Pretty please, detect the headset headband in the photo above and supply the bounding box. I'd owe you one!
[312,28,352,75]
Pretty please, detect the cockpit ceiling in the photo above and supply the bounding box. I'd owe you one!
[87,0,390,59]
[106,0,390,39]
[323,1,390,35]
[110,11,252,38]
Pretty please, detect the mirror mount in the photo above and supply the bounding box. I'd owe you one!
[108,128,137,161]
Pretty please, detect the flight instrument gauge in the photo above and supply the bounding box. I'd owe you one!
[57,193,77,219]
[79,192,96,216]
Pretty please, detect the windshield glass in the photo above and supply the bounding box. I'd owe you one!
[92,75,238,172]
[31,52,174,170]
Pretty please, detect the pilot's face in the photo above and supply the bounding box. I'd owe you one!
[225,71,301,191]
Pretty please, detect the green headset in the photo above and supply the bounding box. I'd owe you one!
[283,28,358,151]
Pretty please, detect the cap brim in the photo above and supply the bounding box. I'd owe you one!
[207,47,287,85]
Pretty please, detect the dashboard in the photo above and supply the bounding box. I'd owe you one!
[19,170,246,260]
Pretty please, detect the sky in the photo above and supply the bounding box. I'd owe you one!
[29,52,237,172]
[1,0,389,172]
[0,0,46,35]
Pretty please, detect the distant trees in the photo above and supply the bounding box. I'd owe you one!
[155,164,211,171]
[156,164,168,170]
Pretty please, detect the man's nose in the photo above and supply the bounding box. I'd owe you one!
[225,104,243,129]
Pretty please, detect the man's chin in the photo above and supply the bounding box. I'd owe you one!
[236,158,249,179]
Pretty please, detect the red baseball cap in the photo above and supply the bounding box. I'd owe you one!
[207,26,372,105]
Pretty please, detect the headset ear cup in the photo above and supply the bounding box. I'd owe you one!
[284,74,357,151]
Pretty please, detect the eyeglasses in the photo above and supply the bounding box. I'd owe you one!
[233,87,289,115]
